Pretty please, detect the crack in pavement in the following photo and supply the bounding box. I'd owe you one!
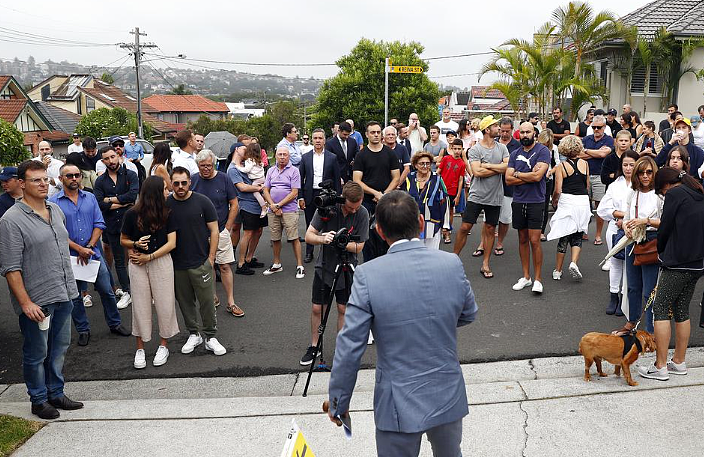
[518,400,529,457]
[527,358,537,380]
[289,373,299,396]
[0,385,9,398]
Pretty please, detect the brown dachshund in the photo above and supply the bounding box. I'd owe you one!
[578,330,656,386]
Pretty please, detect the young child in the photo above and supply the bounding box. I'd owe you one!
[237,143,269,217]
[439,139,466,243]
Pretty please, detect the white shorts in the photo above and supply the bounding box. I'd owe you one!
[216,228,235,264]
[499,196,513,225]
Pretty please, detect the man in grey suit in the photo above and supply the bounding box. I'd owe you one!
[327,191,478,456]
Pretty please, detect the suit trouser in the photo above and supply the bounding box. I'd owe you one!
[174,259,217,338]
[304,190,321,256]
[375,418,463,457]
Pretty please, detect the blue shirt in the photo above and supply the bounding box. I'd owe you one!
[123,141,145,161]
[49,189,106,257]
[227,163,261,215]
[350,130,364,148]
[191,171,238,231]
[508,143,551,204]
[0,192,16,219]
[581,134,614,175]
[276,138,302,166]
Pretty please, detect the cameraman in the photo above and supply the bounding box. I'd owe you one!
[299,181,368,366]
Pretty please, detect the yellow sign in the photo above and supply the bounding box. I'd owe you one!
[281,420,316,457]
[389,65,423,74]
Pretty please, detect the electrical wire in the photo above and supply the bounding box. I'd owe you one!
[0,26,114,46]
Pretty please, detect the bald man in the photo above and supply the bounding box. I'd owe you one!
[33,141,64,197]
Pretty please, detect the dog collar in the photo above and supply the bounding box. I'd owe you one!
[620,332,643,356]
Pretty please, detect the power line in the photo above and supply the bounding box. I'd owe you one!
[429,72,482,79]
[424,51,494,61]
[0,26,114,46]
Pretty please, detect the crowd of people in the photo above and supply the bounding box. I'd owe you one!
[2,101,704,421]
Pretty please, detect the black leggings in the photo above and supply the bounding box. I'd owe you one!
[557,232,584,253]
[542,179,554,233]
[652,269,702,322]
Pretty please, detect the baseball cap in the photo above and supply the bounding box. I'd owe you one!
[445,130,457,137]
[674,118,692,128]
[607,108,618,116]
[690,116,700,126]
[73,132,80,138]
[229,142,245,153]
[0,166,18,181]
[478,115,499,131]
[108,135,125,146]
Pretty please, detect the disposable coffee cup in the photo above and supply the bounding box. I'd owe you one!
[38,307,51,331]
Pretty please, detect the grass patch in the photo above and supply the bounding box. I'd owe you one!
[0,415,43,457]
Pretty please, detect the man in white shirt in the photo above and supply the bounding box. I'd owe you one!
[33,141,63,197]
[67,133,83,154]
[95,137,138,176]
[435,108,459,144]
[171,129,200,176]
[407,112,428,155]
[299,134,314,154]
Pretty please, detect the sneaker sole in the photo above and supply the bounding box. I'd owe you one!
[263,269,283,275]
[134,362,146,369]
[153,358,168,367]
[569,266,582,279]
[668,370,687,375]
[639,372,669,381]
[299,359,314,366]
[181,341,202,354]
[205,347,226,356]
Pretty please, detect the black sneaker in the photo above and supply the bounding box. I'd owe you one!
[299,346,320,366]
[246,259,265,269]
[235,264,255,275]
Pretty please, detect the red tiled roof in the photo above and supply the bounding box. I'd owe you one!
[471,86,506,99]
[41,131,71,141]
[143,95,229,113]
[78,80,158,114]
[0,99,27,123]
[0,76,11,91]
[468,100,513,112]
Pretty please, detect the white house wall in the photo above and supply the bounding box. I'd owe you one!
[677,47,704,116]
[14,110,41,132]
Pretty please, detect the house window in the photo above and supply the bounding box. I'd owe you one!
[631,63,662,95]
[86,97,95,112]
[41,85,50,101]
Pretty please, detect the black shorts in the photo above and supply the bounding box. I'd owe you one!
[312,272,350,305]
[240,209,268,231]
[512,202,544,230]
[462,201,500,226]
[447,194,457,208]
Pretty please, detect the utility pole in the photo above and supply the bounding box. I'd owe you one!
[384,57,389,127]
[120,27,156,138]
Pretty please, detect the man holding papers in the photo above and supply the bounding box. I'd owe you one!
[50,163,130,347]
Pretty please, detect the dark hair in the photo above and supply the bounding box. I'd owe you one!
[553,106,562,113]
[170,166,190,179]
[99,145,115,157]
[699,105,704,113]
[668,103,678,111]
[175,129,193,149]
[281,123,296,137]
[338,121,352,133]
[632,156,657,191]
[621,112,632,126]
[365,121,380,132]
[244,143,262,166]
[594,109,605,116]
[429,125,440,133]
[133,176,171,232]
[18,159,46,180]
[586,108,595,116]
[499,117,514,128]
[332,122,340,128]
[150,142,172,176]
[632,111,642,125]
[375,190,420,242]
[237,134,251,142]
[644,120,655,131]
[654,166,703,195]
[451,138,464,147]
[457,119,470,135]
[616,150,640,178]
[667,145,690,172]
[341,181,363,202]
[670,111,679,121]
[82,136,97,150]
[65,152,90,171]
[528,112,539,118]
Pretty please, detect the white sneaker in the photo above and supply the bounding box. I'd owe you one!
[569,262,583,280]
[153,346,169,367]
[601,263,610,271]
[532,280,543,294]
[512,277,532,291]
[83,295,93,308]
[552,270,562,280]
[181,333,203,354]
[205,337,226,356]
[666,360,688,375]
[263,264,283,275]
[367,331,374,345]
[134,349,146,369]
[637,363,669,381]
[116,292,132,309]
[296,266,305,279]
[115,288,124,298]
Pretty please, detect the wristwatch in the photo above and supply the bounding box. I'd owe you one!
[86,243,94,249]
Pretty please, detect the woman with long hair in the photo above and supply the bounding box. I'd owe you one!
[620,113,638,145]
[638,167,704,380]
[149,142,173,191]
[666,145,690,173]
[457,118,475,150]
[597,150,640,315]
[120,176,178,369]
[613,155,662,335]
[634,121,665,156]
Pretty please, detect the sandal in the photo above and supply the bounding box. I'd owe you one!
[594,238,603,246]
[443,234,452,244]
[480,268,494,279]
[214,296,220,307]
[494,247,504,256]
[472,248,484,257]
[611,322,635,336]
[226,304,245,317]
[540,234,547,242]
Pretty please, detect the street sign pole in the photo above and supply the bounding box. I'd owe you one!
[384,57,389,127]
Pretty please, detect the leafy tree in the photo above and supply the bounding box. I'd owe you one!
[312,38,440,132]
[100,72,115,84]
[169,84,193,95]
[74,107,153,140]
[0,119,31,166]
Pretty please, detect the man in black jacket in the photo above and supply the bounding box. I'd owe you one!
[325,121,358,182]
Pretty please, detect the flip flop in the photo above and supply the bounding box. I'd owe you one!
[472,249,484,257]
[494,247,504,256]
[594,239,603,246]
[480,268,494,279]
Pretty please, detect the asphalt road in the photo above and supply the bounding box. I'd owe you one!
[1,216,703,384]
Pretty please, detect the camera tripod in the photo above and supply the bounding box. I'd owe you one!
[302,250,355,397]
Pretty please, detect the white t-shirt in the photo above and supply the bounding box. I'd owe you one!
[692,123,704,149]
[33,156,63,197]
[67,143,83,154]
[300,144,314,154]
[586,125,613,137]
[171,149,199,176]
[435,119,459,144]
[96,158,138,175]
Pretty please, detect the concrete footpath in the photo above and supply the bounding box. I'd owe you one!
[1,348,703,456]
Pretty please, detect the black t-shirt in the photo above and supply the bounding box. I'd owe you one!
[576,122,589,138]
[121,208,177,254]
[81,152,101,171]
[658,119,671,133]
[546,119,571,144]
[607,119,622,136]
[166,192,218,270]
[352,145,401,202]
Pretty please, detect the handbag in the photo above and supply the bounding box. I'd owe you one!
[632,192,659,266]
[612,229,626,260]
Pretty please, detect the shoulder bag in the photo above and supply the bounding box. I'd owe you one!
[632,191,659,266]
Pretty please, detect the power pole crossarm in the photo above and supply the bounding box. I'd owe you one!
[119,27,157,139]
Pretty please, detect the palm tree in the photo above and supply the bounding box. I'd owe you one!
[479,46,531,119]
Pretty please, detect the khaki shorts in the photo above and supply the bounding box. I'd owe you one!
[216,228,235,264]
[589,175,606,202]
[268,211,299,241]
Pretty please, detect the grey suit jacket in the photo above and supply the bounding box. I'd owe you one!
[328,240,478,433]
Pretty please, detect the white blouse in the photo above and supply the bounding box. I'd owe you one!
[624,188,664,231]
[596,176,630,222]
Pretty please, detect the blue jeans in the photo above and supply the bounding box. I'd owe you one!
[105,231,130,293]
[19,300,73,404]
[72,255,121,332]
[625,248,657,333]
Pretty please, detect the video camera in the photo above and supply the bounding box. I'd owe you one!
[314,180,345,220]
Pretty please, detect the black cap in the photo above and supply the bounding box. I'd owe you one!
[108,135,125,146]
[607,108,618,115]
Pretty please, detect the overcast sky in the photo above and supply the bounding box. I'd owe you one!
[1,0,648,89]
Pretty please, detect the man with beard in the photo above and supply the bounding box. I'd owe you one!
[546,107,571,145]
[80,137,101,171]
[94,146,139,310]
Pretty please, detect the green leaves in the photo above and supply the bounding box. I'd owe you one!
[74,107,154,141]
[0,119,30,166]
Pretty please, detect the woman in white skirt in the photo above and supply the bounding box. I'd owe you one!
[597,150,640,315]
[547,135,591,280]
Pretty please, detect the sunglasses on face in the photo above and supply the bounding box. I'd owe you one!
[172,181,189,187]
[64,173,81,179]
[639,169,653,176]
[592,125,604,130]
